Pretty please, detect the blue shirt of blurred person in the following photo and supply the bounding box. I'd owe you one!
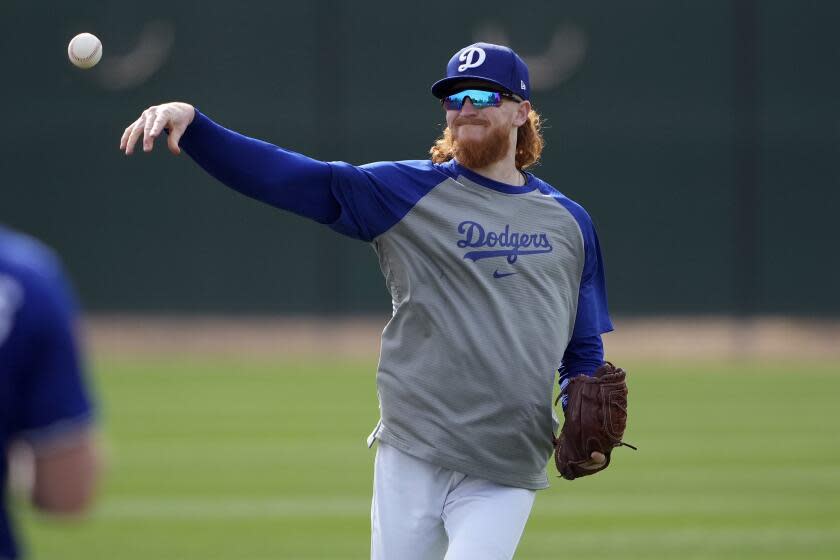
[0,225,94,559]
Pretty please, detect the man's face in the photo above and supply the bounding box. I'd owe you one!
[445,94,519,144]
[443,89,527,169]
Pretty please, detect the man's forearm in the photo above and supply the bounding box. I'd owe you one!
[558,333,605,382]
[179,110,341,224]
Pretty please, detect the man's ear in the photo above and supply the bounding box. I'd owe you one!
[513,100,531,127]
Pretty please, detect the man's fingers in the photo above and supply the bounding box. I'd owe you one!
[148,112,168,139]
[146,111,169,150]
[118,125,132,151]
[167,125,185,155]
[120,118,142,151]
[124,118,146,155]
[580,451,607,470]
[142,109,158,152]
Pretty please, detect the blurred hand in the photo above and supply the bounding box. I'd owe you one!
[579,451,606,471]
[120,102,195,156]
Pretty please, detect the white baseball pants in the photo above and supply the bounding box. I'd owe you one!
[370,442,536,560]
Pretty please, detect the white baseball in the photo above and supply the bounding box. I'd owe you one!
[68,33,102,69]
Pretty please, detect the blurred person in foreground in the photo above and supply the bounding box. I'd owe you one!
[0,224,99,560]
[120,43,615,559]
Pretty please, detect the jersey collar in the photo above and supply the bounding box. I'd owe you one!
[446,161,537,194]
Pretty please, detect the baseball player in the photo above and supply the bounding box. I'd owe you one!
[121,42,614,559]
[0,224,99,560]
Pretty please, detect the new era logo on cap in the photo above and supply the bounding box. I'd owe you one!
[431,42,531,101]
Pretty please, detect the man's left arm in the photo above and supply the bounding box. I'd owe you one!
[553,210,619,475]
[557,333,605,409]
[558,209,613,386]
[12,261,99,514]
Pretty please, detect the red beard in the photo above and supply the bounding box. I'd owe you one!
[450,118,511,169]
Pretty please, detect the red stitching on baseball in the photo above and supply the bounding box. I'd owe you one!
[72,41,101,62]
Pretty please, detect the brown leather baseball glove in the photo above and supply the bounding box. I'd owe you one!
[553,362,636,480]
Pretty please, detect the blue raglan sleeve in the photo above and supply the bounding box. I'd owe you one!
[327,160,444,241]
[180,111,443,241]
[180,109,341,224]
[556,201,613,384]
[14,262,94,447]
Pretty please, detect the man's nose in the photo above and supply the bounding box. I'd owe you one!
[460,98,478,115]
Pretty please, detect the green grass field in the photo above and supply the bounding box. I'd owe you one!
[14,358,840,559]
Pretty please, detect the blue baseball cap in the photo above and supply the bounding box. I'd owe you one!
[431,42,530,100]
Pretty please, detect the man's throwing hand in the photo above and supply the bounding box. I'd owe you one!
[120,102,195,156]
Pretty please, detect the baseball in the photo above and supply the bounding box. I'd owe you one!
[68,33,102,69]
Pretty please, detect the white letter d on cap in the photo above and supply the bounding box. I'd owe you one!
[458,47,486,72]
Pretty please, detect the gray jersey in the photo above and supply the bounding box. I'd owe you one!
[329,159,612,490]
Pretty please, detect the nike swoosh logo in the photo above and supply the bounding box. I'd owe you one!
[493,270,518,279]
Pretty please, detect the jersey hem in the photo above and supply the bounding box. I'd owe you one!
[376,427,550,491]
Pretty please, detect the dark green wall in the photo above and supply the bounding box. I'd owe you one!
[2,1,837,315]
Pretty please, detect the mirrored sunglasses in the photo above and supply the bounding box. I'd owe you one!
[442,89,520,110]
